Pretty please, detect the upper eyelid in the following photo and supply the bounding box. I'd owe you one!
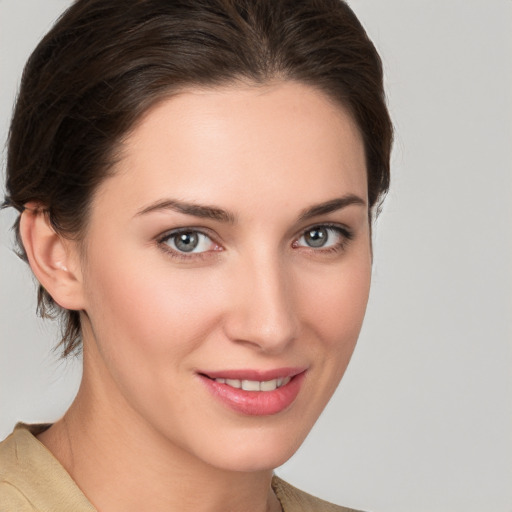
[155,222,352,248]
[295,222,352,238]
[157,228,221,257]
[292,225,353,256]
[157,226,217,242]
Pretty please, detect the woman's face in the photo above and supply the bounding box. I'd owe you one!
[76,81,371,471]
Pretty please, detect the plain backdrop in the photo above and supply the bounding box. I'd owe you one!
[1,1,511,512]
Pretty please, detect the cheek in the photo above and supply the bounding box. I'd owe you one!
[81,248,223,364]
[299,256,372,360]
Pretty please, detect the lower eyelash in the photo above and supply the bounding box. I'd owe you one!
[321,239,349,253]
[155,224,354,260]
[156,229,217,261]
[158,243,203,260]
[298,224,354,253]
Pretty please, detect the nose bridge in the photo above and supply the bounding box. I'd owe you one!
[226,247,298,352]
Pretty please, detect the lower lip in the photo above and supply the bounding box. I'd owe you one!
[199,372,306,416]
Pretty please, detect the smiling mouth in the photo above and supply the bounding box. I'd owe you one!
[206,376,292,392]
[199,369,306,415]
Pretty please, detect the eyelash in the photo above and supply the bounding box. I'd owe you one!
[293,223,354,254]
[157,228,220,261]
[156,223,353,260]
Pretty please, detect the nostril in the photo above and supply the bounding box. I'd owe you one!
[222,264,299,352]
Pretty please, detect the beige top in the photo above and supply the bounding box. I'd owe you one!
[0,424,362,512]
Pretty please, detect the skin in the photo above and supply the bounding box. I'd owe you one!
[23,81,372,512]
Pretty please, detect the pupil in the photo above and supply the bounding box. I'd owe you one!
[306,228,327,247]
[175,232,198,252]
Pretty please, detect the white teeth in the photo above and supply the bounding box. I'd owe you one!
[225,379,241,388]
[260,379,278,391]
[241,380,260,391]
[214,376,292,392]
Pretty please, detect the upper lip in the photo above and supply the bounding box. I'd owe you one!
[199,367,307,381]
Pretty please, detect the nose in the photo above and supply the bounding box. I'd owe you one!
[223,252,299,354]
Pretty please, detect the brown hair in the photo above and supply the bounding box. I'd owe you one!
[3,0,393,356]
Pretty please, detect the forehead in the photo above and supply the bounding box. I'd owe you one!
[95,81,367,217]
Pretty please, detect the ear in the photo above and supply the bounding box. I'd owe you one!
[19,203,86,311]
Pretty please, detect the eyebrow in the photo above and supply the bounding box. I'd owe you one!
[135,198,236,223]
[298,195,366,221]
[135,194,366,224]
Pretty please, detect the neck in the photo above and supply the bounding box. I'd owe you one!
[37,354,281,512]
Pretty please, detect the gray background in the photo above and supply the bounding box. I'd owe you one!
[1,1,511,511]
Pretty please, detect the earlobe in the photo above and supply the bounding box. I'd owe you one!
[19,203,86,311]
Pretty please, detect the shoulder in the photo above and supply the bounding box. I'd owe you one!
[0,427,36,511]
[0,424,96,512]
[0,482,33,512]
[272,476,365,512]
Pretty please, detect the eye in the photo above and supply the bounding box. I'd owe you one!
[294,225,351,250]
[160,229,218,254]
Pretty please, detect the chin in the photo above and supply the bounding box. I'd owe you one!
[206,443,300,473]
[185,420,313,473]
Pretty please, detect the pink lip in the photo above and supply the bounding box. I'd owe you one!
[202,367,305,381]
[198,367,307,416]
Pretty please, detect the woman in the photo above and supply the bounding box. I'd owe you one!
[0,0,392,510]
